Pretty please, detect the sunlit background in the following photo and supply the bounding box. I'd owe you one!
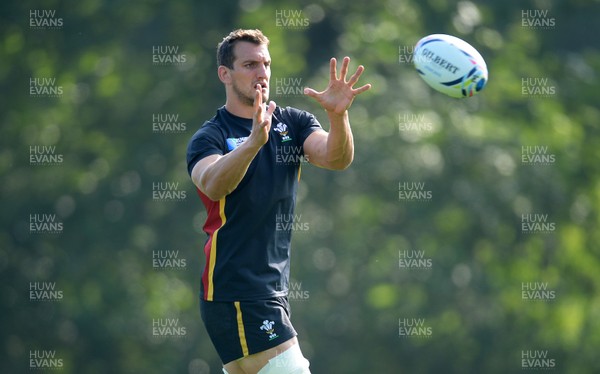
[2,0,600,373]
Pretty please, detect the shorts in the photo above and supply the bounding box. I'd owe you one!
[200,296,298,365]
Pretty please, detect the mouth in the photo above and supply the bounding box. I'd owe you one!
[256,82,269,92]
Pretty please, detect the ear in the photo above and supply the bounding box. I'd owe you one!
[218,65,231,85]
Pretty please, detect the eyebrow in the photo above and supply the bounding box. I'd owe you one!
[240,58,271,64]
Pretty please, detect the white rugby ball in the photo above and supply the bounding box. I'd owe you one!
[414,34,488,98]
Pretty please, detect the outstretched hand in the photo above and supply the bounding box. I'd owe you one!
[249,84,276,148]
[304,57,371,115]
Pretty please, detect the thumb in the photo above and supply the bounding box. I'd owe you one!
[266,101,277,117]
[304,87,320,99]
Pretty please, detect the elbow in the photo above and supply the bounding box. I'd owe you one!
[335,159,353,170]
[326,153,354,171]
[203,189,223,202]
[200,180,228,202]
[330,159,353,170]
[340,158,353,170]
[193,173,225,202]
[191,157,231,201]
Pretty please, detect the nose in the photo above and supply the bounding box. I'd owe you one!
[257,62,269,79]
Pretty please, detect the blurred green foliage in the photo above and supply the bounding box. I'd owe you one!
[1,0,600,373]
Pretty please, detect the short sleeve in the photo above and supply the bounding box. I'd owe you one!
[298,111,322,147]
[280,107,322,150]
[186,122,225,176]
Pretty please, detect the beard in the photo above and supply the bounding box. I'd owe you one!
[232,79,268,107]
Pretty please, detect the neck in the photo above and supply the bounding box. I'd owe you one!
[224,98,254,119]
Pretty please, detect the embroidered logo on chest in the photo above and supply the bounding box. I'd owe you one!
[273,123,292,142]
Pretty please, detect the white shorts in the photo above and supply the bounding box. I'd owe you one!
[222,344,310,374]
[258,344,311,374]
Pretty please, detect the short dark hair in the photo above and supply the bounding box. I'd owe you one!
[217,29,270,69]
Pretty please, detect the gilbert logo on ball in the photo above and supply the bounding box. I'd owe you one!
[414,34,488,98]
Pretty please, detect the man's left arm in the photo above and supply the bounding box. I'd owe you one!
[303,56,371,170]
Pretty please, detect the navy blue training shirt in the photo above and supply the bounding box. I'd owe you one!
[186,106,322,302]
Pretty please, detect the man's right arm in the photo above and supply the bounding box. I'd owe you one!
[191,85,276,201]
[191,140,262,201]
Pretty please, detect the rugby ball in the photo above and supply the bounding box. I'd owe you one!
[414,34,488,98]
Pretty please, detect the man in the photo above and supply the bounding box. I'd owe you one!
[187,29,371,374]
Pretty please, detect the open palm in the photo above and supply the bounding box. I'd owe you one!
[304,56,371,115]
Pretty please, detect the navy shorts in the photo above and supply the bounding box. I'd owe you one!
[200,296,297,364]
